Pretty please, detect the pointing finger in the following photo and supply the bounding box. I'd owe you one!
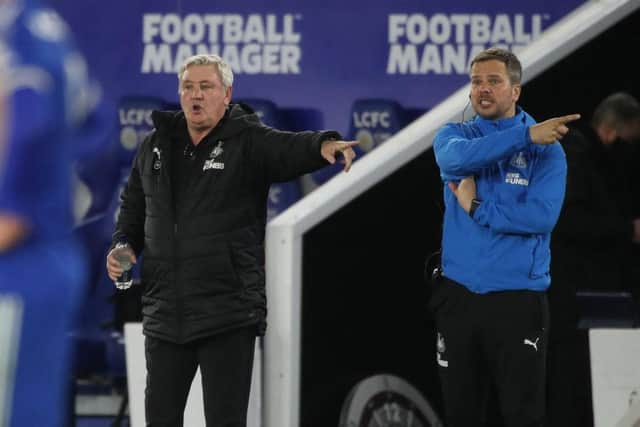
[557,114,581,124]
[336,140,359,152]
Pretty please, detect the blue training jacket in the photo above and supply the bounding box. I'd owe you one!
[433,107,566,293]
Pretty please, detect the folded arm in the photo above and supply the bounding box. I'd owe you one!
[474,144,567,235]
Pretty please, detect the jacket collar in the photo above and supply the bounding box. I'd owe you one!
[151,103,262,143]
[473,106,532,134]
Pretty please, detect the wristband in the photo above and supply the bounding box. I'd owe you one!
[469,198,481,218]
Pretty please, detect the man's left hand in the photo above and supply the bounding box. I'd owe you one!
[448,176,476,213]
[321,140,359,172]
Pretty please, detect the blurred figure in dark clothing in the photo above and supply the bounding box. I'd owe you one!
[547,92,640,427]
[553,92,640,295]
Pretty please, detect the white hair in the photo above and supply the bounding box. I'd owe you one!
[177,54,234,89]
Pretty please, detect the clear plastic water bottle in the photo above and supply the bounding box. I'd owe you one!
[112,242,133,290]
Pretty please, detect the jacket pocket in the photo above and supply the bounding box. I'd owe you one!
[228,242,265,291]
[529,236,550,279]
[140,257,170,298]
[180,250,239,295]
[141,173,159,195]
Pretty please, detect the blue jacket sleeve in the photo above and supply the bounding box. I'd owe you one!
[434,123,530,179]
[473,143,567,235]
[0,81,55,228]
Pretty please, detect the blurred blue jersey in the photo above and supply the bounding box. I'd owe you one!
[0,2,102,426]
[0,2,98,241]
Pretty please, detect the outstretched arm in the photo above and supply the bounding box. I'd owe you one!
[435,113,579,178]
[250,126,358,182]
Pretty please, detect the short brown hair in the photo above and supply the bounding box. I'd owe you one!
[470,47,522,85]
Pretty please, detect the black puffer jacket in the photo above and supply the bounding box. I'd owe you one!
[113,104,340,343]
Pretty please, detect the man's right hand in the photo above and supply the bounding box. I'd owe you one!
[320,140,359,172]
[106,246,137,281]
[529,114,581,145]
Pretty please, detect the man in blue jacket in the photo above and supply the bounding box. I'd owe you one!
[431,47,579,427]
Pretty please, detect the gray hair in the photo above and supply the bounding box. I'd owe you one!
[177,54,234,89]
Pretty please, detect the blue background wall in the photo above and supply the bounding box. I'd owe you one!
[52,0,584,136]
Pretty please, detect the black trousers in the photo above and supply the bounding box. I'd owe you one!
[429,277,549,427]
[144,327,256,427]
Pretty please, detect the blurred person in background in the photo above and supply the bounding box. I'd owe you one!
[431,47,578,427]
[548,91,640,427]
[105,54,358,426]
[0,0,104,425]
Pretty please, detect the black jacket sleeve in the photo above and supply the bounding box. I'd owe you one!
[111,135,149,255]
[248,124,342,183]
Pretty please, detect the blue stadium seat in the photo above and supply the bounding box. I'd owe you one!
[280,107,324,132]
[71,171,133,425]
[73,95,164,225]
[72,99,120,223]
[71,171,133,382]
[404,107,428,124]
[310,99,410,188]
[74,142,120,223]
[280,107,326,195]
[348,99,407,153]
[237,98,281,128]
[117,96,165,171]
